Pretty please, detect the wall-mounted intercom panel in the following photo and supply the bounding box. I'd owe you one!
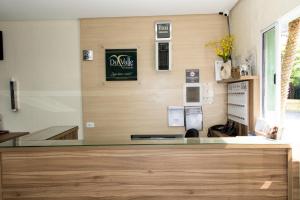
[155,21,172,71]
[155,41,172,71]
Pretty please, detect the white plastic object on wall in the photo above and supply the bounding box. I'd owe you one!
[202,82,214,104]
[86,122,95,128]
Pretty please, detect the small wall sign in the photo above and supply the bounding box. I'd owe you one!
[186,69,199,83]
[155,22,172,40]
[105,49,137,81]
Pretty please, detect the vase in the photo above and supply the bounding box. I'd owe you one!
[220,60,232,80]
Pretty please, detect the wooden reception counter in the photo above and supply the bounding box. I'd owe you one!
[0,136,292,200]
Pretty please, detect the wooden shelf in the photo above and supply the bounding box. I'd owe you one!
[0,132,29,143]
[217,76,259,83]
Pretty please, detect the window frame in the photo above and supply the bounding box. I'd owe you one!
[260,22,282,123]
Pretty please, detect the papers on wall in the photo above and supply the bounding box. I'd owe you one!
[185,106,203,131]
[168,106,185,127]
[202,82,214,104]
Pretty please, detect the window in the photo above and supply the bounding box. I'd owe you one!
[261,11,300,143]
[261,25,281,122]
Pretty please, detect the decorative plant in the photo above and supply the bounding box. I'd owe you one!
[206,35,234,63]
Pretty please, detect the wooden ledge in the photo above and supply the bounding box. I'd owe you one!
[217,75,259,83]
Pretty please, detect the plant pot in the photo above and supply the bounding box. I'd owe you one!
[220,60,232,80]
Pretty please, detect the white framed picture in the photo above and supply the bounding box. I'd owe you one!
[183,83,202,106]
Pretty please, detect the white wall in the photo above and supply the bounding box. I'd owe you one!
[230,0,300,73]
[0,20,83,139]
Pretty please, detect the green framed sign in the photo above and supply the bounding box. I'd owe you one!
[105,49,137,81]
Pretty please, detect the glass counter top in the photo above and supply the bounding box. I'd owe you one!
[1,134,289,148]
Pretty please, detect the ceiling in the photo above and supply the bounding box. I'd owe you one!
[0,0,239,20]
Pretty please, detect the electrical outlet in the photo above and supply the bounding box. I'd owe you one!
[86,122,95,128]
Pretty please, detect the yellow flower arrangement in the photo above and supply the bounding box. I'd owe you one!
[206,35,234,63]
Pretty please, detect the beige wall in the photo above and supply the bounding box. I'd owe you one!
[81,14,228,140]
[0,21,83,139]
[230,0,300,74]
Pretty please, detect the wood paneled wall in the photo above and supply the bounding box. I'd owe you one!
[0,145,290,200]
[80,15,228,140]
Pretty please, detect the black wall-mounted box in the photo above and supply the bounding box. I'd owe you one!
[0,31,3,60]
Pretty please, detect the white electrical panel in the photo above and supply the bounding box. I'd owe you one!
[228,81,249,126]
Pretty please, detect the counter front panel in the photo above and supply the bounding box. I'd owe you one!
[0,145,291,200]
